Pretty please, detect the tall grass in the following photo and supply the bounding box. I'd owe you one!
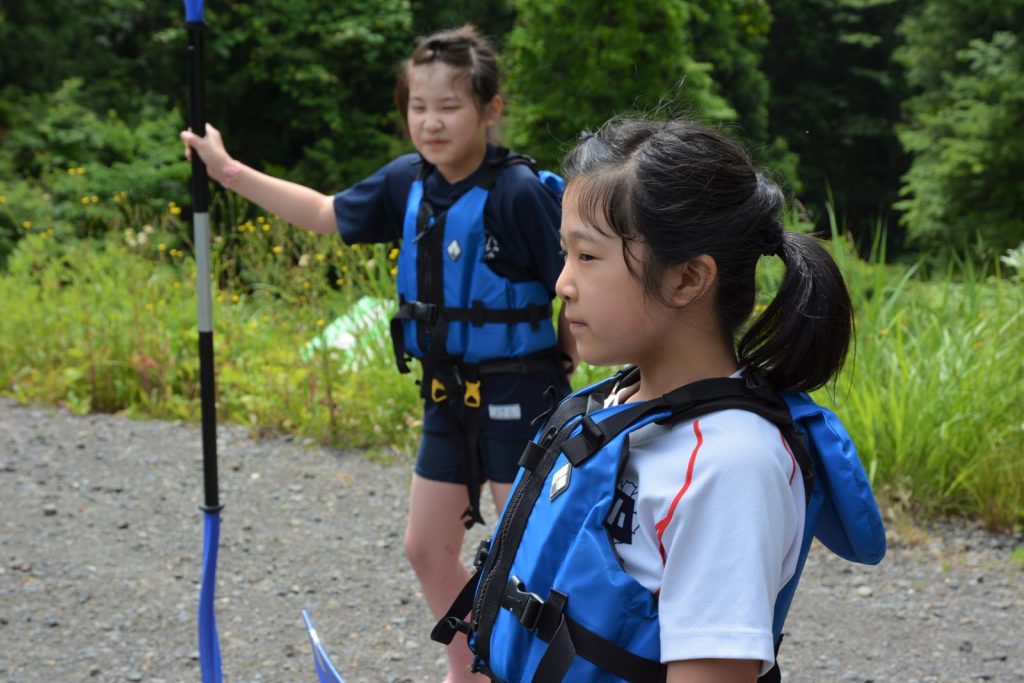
[808,218,1023,529]
[0,206,420,456]
[1,196,1021,527]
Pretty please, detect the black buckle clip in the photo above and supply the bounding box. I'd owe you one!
[409,301,438,324]
[473,539,490,568]
[503,576,544,631]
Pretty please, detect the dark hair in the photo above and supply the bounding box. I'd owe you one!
[563,117,853,392]
[394,25,500,127]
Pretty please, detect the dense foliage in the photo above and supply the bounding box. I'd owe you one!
[2,0,1021,258]
[502,0,734,169]
[762,0,909,246]
[894,0,1024,253]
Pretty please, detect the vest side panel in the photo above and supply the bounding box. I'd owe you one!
[397,180,424,358]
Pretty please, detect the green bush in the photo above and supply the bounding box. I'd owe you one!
[0,79,190,266]
[503,0,735,169]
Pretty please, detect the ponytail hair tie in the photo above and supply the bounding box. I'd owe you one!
[759,223,784,257]
[425,36,471,53]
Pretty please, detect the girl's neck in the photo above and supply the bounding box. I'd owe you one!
[625,327,739,403]
[435,144,489,185]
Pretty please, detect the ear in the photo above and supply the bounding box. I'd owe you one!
[664,254,717,308]
[484,95,503,126]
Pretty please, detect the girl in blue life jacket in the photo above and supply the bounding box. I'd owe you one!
[181,25,577,683]
[464,117,855,683]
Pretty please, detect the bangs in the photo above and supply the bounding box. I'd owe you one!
[567,166,641,242]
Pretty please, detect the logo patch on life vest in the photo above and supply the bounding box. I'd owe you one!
[447,239,462,261]
[488,403,521,421]
[550,462,572,500]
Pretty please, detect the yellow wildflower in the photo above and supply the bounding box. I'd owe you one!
[879,327,889,336]
[257,216,266,224]
[231,294,240,303]
[390,267,397,277]
[22,220,32,229]
[145,303,155,312]
[272,245,283,254]
[315,253,325,262]
[158,243,167,251]
[90,195,99,204]
[81,196,91,205]
[173,282,182,289]
[0,195,7,204]
[316,319,325,327]
[388,247,400,261]
[170,206,182,216]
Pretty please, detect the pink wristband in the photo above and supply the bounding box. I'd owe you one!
[220,163,241,188]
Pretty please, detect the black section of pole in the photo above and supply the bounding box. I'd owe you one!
[199,331,221,511]
[186,21,210,212]
[187,18,220,513]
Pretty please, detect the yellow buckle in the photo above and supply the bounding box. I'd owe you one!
[431,378,447,403]
[464,380,481,408]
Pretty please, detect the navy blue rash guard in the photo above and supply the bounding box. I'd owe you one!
[332,147,570,439]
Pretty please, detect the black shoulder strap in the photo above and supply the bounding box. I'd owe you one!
[559,372,813,500]
[476,146,541,190]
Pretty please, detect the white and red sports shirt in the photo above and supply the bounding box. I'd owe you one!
[605,377,806,675]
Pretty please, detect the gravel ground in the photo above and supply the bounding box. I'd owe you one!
[1,396,1022,683]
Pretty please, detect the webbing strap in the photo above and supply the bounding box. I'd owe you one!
[394,300,553,327]
[431,565,482,645]
[523,590,665,683]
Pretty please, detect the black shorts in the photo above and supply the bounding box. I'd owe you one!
[414,429,526,484]
[414,357,571,485]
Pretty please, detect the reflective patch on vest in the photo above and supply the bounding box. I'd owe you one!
[447,239,462,261]
[606,480,638,544]
[550,461,572,501]
[488,403,522,421]
[483,232,500,261]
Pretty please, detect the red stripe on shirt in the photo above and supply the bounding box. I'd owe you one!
[779,428,797,484]
[654,419,704,563]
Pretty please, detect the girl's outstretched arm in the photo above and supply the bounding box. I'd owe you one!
[180,125,337,235]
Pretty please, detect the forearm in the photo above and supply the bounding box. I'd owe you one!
[220,162,337,235]
[667,659,759,683]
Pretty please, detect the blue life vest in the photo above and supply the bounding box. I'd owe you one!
[432,368,886,682]
[389,149,567,528]
[391,151,562,366]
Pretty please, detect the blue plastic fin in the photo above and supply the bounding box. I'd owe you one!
[302,610,346,683]
[198,511,223,683]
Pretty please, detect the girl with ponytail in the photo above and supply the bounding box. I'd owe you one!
[553,116,853,681]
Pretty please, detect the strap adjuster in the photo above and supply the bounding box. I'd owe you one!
[431,378,448,403]
[464,379,481,408]
[473,539,490,568]
[503,576,544,631]
[410,301,439,324]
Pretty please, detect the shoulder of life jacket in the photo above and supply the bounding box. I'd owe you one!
[461,371,886,683]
